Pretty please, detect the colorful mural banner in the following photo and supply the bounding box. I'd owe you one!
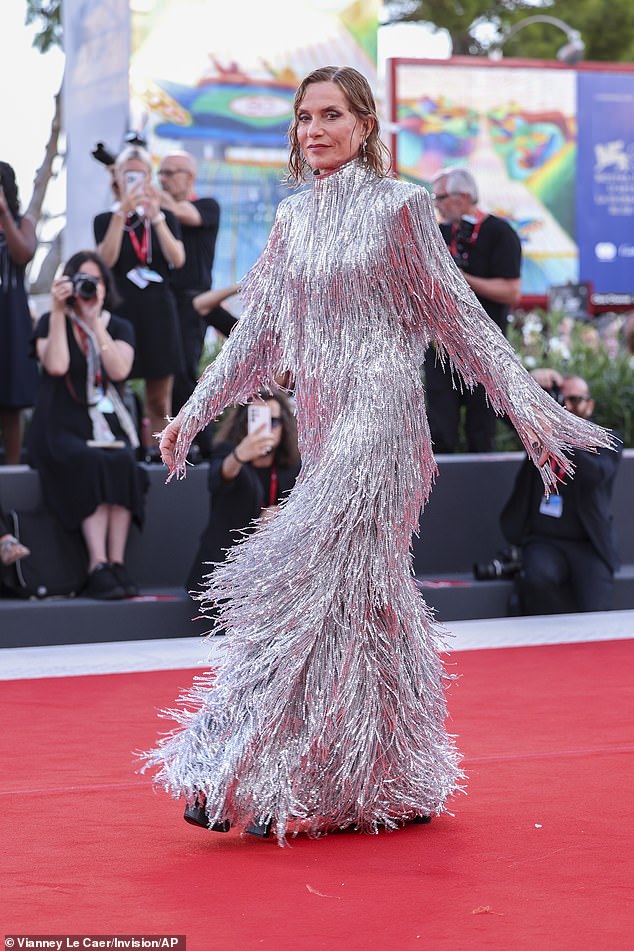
[389,59,580,299]
[576,71,634,305]
[130,0,378,289]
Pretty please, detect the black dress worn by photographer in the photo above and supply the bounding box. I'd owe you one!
[424,215,522,453]
[186,441,300,593]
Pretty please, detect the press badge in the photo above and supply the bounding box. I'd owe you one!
[127,266,163,288]
[96,394,115,414]
[539,494,563,518]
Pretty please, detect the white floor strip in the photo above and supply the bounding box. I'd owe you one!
[1,610,633,681]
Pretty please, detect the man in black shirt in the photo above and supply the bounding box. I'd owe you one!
[158,151,237,417]
[501,371,622,614]
[425,167,522,452]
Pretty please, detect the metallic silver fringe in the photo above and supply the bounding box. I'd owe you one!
[143,160,616,845]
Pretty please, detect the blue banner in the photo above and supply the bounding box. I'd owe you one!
[576,71,634,305]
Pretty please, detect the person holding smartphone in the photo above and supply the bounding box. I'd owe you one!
[186,392,300,592]
[94,146,185,451]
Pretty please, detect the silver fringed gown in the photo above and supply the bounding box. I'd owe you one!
[144,160,614,843]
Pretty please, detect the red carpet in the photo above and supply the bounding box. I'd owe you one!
[1,639,633,950]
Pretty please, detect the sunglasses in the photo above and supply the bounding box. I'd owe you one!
[270,417,283,429]
[158,168,189,177]
[560,394,590,407]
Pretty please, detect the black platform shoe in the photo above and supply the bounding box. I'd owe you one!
[183,800,230,832]
[410,815,432,825]
[245,817,272,838]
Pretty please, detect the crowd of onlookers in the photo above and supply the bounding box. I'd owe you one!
[0,154,632,614]
[0,145,241,599]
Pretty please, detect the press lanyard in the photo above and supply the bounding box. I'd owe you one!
[268,465,278,506]
[449,210,486,260]
[549,457,568,485]
[75,324,103,392]
[127,219,149,264]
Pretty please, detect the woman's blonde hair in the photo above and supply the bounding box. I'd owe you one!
[287,66,391,185]
[114,145,153,177]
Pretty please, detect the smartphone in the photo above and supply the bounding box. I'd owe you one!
[247,403,271,436]
[124,170,145,192]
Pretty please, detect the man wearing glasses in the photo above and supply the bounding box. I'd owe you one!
[426,166,522,453]
[500,369,622,615]
[158,152,236,443]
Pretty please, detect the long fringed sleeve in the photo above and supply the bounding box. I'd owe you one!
[169,204,289,477]
[390,188,617,492]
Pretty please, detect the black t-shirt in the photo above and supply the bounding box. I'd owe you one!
[93,209,183,281]
[169,197,220,292]
[528,471,587,541]
[440,214,521,332]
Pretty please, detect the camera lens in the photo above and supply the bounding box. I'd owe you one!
[73,273,99,300]
[473,547,522,582]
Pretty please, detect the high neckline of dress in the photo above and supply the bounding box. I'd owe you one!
[310,158,375,191]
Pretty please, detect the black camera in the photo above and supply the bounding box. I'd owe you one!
[91,142,116,167]
[473,545,522,581]
[72,272,99,300]
[546,380,563,405]
[452,215,477,269]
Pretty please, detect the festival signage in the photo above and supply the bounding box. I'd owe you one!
[576,71,634,306]
[388,58,634,306]
[130,0,379,289]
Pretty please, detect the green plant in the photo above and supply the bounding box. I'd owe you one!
[507,309,634,446]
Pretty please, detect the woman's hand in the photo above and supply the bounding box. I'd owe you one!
[75,293,103,331]
[235,425,277,462]
[118,181,146,218]
[73,275,106,329]
[525,428,551,468]
[193,284,241,317]
[142,183,163,222]
[530,368,564,393]
[51,276,74,313]
[159,411,184,473]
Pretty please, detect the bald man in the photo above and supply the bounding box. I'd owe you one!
[501,371,622,615]
[158,151,236,429]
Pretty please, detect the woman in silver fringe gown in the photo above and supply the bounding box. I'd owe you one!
[144,67,614,845]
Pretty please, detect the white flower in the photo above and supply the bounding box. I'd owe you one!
[548,337,571,361]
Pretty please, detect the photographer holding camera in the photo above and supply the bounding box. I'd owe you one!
[500,370,622,615]
[27,251,147,600]
[424,167,522,453]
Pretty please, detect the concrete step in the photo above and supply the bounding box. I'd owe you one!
[0,588,209,649]
[416,566,634,623]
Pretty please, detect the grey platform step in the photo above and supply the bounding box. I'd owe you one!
[416,565,634,624]
[0,588,209,649]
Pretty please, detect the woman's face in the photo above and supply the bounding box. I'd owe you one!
[296,81,369,174]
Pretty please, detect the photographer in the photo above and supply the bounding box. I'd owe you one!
[424,167,522,452]
[500,370,622,615]
[27,251,147,600]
